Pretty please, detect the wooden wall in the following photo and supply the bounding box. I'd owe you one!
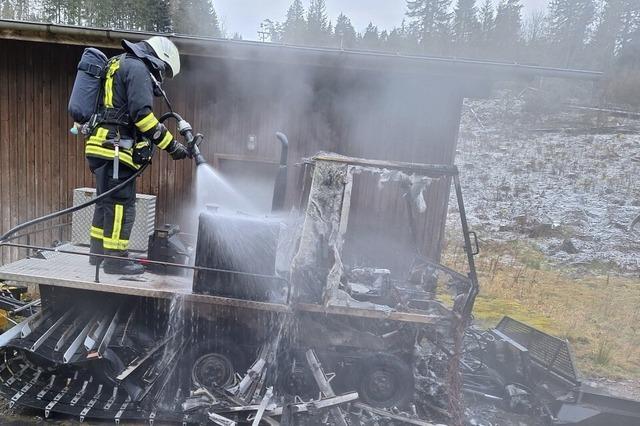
[0,38,468,265]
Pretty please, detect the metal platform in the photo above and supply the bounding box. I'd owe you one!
[0,245,440,324]
[0,245,290,313]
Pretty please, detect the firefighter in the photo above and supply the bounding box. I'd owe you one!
[87,37,188,275]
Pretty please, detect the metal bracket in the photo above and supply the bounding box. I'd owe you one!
[70,380,89,406]
[79,383,103,422]
[9,368,42,408]
[45,383,71,418]
[37,374,56,400]
[5,364,28,386]
[468,231,480,255]
[114,396,131,425]
[103,385,119,410]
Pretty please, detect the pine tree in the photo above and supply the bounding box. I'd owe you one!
[282,0,306,44]
[386,27,404,52]
[85,0,111,27]
[380,29,389,46]
[546,0,595,66]
[63,0,84,26]
[173,0,221,37]
[334,13,357,48]
[593,0,640,62]
[406,0,453,54]
[478,0,495,43]
[385,20,418,52]
[145,0,172,32]
[307,0,331,45]
[260,19,283,42]
[1,0,15,19]
[361,22,381,49]
[523,9,546,44]
[452,0,479,52]
[598,2,640,105]
[41,0,63,23]
[491,0,523,58]
[12,0,30,20]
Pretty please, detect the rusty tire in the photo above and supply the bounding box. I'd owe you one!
[185,337,247,390]
[358,353,414,408]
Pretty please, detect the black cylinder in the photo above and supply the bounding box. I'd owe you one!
[192,211,282,302]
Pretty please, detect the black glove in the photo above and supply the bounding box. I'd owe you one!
[168,141,188,160]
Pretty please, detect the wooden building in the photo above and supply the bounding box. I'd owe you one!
[0,20,600,266]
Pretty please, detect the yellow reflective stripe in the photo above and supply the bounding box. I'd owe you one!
[88,127,109,145]
[90,226,104,240]
[103,59,120,108]
[85,140,133,154]
[135,113,159,133]
[103,204,128,251]
[103,238,129,250]
[157,131,173,150]
[113,204,124,243]
[86,127,140,169]
[84,146,139,170]
[85,145,135,165]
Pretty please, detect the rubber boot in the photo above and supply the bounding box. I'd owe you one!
[103,251,145,275]
[89,238,104,265]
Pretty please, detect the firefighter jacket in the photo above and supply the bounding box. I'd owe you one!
[85,53,175,169]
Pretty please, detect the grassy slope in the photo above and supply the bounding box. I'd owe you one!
[443,240,640,379]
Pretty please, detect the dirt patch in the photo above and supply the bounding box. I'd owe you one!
[585,377,640,401]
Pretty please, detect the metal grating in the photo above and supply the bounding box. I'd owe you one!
[0,301,194,422]
[496,316,580,385]
[71,188,156,252]
[0,353,190,422]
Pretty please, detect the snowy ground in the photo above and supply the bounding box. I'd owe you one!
[453,92,640,273]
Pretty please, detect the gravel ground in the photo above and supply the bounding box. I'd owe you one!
[454,93,640,272]
[452,92,640,403]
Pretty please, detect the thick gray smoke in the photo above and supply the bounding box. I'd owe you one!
[174,44,463,271]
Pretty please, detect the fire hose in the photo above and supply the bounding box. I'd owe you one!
[0,112,205,243]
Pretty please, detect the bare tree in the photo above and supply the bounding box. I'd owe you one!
[523,9,546,44]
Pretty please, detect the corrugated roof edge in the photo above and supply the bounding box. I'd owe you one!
[0,19,602,80]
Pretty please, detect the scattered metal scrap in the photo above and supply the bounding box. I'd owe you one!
[0,152,638,425]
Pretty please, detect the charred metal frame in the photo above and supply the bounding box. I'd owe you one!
[0,152,483,423]
[1,153,478,324]
[295,153,480,321]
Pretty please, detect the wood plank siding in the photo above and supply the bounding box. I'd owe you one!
[0,38,475,266]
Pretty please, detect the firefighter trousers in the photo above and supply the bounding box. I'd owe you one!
[88,158,137,255]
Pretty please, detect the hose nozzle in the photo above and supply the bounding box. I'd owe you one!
[178,119,207,166]
[189,137,207,166]
[193,151,207,166]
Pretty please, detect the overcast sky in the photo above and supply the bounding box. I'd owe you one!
[215,0,548,40]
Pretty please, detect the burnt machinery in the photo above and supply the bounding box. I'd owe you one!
[461,317,640,426]
[0,146,638,425]
[0,148,483,424]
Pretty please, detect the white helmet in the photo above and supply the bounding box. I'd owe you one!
[145,36,181,78]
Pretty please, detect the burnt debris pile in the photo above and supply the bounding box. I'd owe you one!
[1,152,638,425]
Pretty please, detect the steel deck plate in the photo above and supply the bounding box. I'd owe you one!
[0,245,290,313]
[0,245,439,324]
